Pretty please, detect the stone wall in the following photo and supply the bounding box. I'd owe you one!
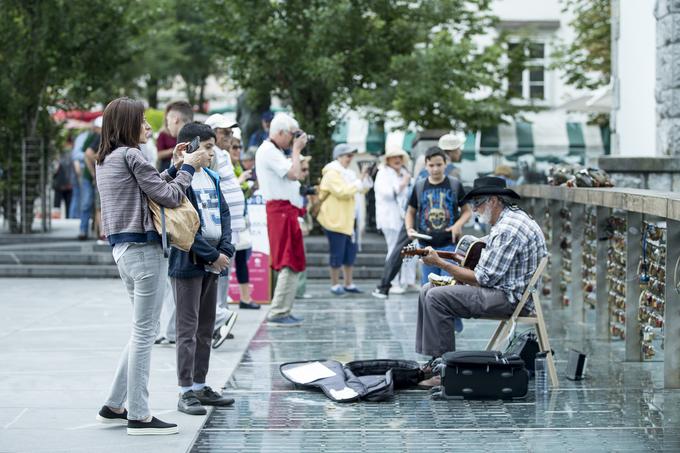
[598,155,680,191]
[656,0,680,155]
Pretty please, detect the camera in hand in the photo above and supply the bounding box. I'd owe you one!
[186,136,200,154]
[294,130,315,143]
[299,185,317,196]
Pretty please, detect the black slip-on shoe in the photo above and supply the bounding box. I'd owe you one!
[178,390,207,415]
[96,406,128,425]
[194,386,235,407]
[127,417,178,436]
[239,300,261,309]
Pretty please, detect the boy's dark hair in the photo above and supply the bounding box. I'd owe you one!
[178,122,216,145]
[166,100,194,123]
[424,146,446,162]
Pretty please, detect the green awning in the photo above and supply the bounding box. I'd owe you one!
[366,121,386,155]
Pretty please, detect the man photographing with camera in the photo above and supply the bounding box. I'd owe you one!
[255,113,308,326]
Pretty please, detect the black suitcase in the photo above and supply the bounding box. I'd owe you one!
[432,351,529,400]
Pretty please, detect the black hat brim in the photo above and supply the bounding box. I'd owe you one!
[459,187,520,206]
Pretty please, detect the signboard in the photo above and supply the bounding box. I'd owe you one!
[228,194,271,303]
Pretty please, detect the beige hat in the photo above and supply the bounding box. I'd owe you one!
[438,132,466,151]
[382,143,409,161]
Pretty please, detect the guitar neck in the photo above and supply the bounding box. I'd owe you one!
[410,249,461,262]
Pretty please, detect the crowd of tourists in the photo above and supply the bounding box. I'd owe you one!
[85,95,544,436]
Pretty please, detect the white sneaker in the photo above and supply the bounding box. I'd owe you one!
[390,285,406,294]
[212,311,238,349]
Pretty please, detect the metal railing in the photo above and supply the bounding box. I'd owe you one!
[516,185,680,389]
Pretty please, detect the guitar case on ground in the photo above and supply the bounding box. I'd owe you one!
[280,359,423,403]
[431,351,529,400]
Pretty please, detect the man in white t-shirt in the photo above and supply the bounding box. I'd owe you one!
[255,113,308,326]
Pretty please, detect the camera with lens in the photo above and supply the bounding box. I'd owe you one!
[299,185,317,196]
[294,130,315,143]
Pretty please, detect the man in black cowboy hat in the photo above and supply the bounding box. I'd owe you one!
[415,176,547,387]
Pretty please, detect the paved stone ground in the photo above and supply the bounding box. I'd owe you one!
[0,278,267,453]
[191,282,680,453]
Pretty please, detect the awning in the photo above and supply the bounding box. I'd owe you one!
[478,119,605,164]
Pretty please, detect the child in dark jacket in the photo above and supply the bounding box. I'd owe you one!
[169,123,236,415]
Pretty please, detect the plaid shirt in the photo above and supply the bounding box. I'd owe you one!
[474,207,547,309]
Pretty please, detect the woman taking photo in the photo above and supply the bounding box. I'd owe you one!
[94,97,205,436]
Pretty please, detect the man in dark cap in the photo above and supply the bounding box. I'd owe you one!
[415,176,547,387]
[248,110,274,149]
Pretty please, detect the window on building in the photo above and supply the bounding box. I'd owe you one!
[507,41,546,101]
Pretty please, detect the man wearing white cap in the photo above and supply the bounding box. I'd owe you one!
[204,113,246,348]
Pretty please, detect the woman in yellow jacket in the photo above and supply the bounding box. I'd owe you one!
[317,144,372,295]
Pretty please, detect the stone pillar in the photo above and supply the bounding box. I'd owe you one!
[656,0,680,155]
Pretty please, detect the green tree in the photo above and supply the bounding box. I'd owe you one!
[551,0,611,90]
[0,0,148,232]
[224,0,515,167]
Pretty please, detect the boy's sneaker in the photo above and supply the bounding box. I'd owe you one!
[96,406,128,425]
[194,386,235,406]
[177,390,207,415]
[127,417,178,436]
[390,285,406,295]
[330,285,345,296]
[371,287,388,299]
[343,285,363,294]
[267,315,302,327]
[212,312,238,349]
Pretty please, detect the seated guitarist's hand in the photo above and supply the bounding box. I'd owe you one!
[421,246,443,267]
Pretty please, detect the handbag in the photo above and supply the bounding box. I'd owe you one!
[123,149,200,255]
[234,228,252,251]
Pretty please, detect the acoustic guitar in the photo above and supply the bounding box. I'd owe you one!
[401,235,486,285]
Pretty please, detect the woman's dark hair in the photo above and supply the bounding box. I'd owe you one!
[96,97,145,164]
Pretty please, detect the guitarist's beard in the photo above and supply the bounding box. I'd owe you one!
[478,207,492,225]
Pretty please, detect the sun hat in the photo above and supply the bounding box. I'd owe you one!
[438,132,466,151]
[459,176,520,206]
[332,143,358,159]
[205,113,239,130]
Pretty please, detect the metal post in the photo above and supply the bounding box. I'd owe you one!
[596,206,612,339]
[21,139,27,234]
[571,203,585,322]
[625,211,642,361]
[550,201,563,308]
[665,219,680,388]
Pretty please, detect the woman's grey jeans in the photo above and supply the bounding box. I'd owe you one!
[104,243,166,420]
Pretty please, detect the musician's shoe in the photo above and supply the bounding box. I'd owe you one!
[416,375,441,390]
[454,317,464,333]
[371,287,388,299]
[267,315,302,327]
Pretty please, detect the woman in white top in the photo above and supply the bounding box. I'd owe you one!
[373,145,416,293]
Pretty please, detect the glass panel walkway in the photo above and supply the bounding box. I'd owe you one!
[191,282,680,452]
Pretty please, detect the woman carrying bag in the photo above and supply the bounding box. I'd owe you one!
[94,97,207,436]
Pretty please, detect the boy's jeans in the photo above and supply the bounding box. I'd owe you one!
[104,243,165,420]
[420,243,456,285]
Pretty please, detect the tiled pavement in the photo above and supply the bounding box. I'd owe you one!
[191,282,680,453]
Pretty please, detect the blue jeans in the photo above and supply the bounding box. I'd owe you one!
[420,243,456,285]
[79,180,94,236]
[69,176,81,219]
[105,243,166,420]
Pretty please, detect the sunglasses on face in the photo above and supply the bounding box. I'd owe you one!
[471,197,490,208]
[231,145,242,149]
